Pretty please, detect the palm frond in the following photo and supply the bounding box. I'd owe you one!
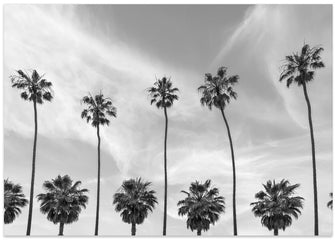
[81,92,117,128]
[279,43,325,87]
[147,77,179,109]
[37,175,89,225]
[251,179,304,232]
[198,66,239,110]
[177,180,225,233]
[10,69,53,104]
[113,178,157,225]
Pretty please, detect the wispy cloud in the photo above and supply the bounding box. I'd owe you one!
[4,4,332,236]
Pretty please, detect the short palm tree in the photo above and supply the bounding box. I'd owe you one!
[4,179,28,224]
[279,43,324,235]
[198,66,239,235]
[113,178,158,236]
[177,180,225,236]
[37,175,88,236]
[147,77,179,235]
[81,92,117,236]
[10,69,53,235]
[250,179,304,236]
[327,193,332,210]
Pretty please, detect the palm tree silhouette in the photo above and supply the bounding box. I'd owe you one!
[327,193,332,210]
[147,77,179,235]
[280,43,324,235]
[4,179,28,224]
[198,66,239,235]
[81,92,117,236]
[113,178,158,236]
[10,69,53,235]
[250,179,304,236]
[37,175,88,236]
[177,180,225,236]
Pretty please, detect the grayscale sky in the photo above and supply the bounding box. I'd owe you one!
[3,4,332,236]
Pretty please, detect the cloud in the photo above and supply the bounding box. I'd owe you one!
[4,4,332,236]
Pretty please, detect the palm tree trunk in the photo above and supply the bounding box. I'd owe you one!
[26,100,38,236]
[94,124,101,236]
[163,106,168,236]
[220,107,237,236]
[197,229,201,236]
[302,82,318,236]
[131,222,136,236]
[274,228,278,236]
[59,222,64,236]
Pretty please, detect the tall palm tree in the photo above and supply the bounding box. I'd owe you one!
[4,179,28,224]
[10,69,53,235]
[198,66,239,235]
[147,77,179,235]
[279,43,324,235]
[327,193,332,210]
[250,179,304,236]
[177,180,225,236]
[37,175,88,236]
[113,178,158,236]
[81,92,117,236]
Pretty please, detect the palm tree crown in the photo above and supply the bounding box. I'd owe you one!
[327,193,333,210]
[10,69,53,103]
[4,179,28,224]
[280,44,324,87]
[37,175,88,234]
[81,92,117,127]
[198,66,238,110]
[147,77,179,108]
[113,178,158,235]
[250,179,304,235]
[177,180,225,235]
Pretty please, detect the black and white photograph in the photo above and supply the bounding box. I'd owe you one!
[2,3,333,237]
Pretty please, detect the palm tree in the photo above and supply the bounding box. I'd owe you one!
[250,179,304,236]
[10,69,53,235]
[4,179,28,224]
[198,66,239,235]
[327,193,332,210]
[81,92,117,236]
[279,43,324,235]
[113,178,158,236]
[37,175,88,236]
[147,77,179,235]
[177,180,225,236]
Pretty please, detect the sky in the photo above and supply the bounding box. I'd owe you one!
[3,4,332,236]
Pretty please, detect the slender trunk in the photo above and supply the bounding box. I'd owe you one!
[58,222,64,236]
[26,100,38,236]
[274,228,278,236]
[197,229,201,236]
[131,222,136,236]
[302,82,318,236]
[94,124,101,236]
[163,106,168,236]
[220,107,237,236]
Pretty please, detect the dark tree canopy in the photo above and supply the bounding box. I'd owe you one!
[37,175,88,225]
[147,77,179,109]
[113,178,158,225]
[251,179,304,232]
[81,92,117,127]
[198,66,239,110]
[280,43,325,87]
[177,180,225,233]
[10,69,53,104]
[327,193,333,210]
[4,179,28,224]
